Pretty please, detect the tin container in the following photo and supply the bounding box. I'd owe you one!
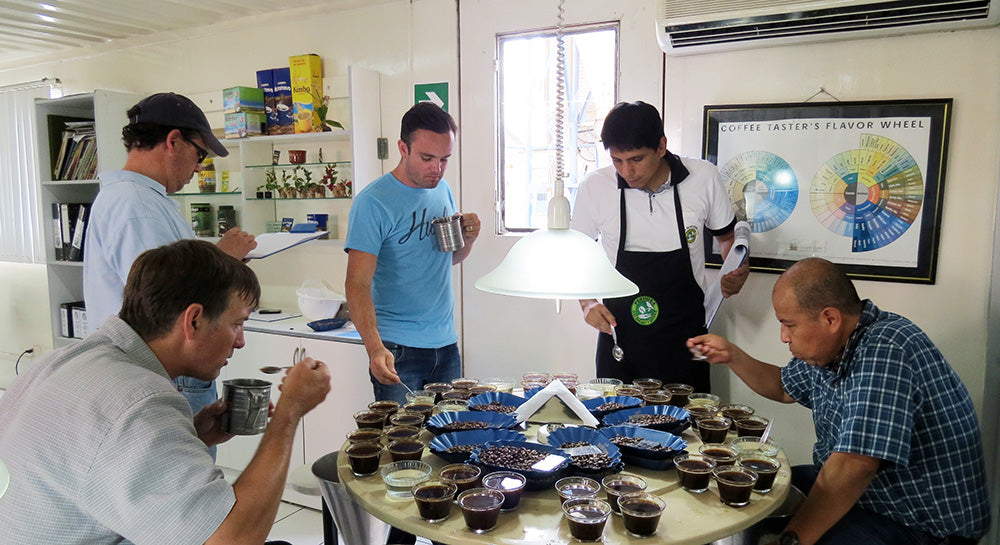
[217,205,236,235]
[222,378,271,435]
[432,213,465,252]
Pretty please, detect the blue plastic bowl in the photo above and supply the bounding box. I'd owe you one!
[425,410,519,436]
[428,429,527,464]
[601,404,692,435]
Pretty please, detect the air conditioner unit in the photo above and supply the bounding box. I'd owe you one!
[656,0,998,55]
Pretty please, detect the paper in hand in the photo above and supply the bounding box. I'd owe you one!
[703,221,750,328]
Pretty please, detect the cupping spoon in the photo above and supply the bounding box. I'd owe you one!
[610,325,624,362]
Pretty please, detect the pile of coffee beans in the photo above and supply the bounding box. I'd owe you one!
[559,441,591,448]
[594,401,630,412]
[443,444,480,454]
[609,435,668,451]
[572,452,615,469]
[442,421,490,431]
[477,445,547,470]
[471,401,518,414]
[627,413,679,426]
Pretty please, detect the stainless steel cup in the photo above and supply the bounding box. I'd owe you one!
[432,213,465,252]
[222,378,271,435]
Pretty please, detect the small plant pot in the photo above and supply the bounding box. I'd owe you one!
[256,191,265,199]
[263,191,273,199]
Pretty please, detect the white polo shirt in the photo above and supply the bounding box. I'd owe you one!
[571,155,736,291]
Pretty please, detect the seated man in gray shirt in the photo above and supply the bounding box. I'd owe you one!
[0,239,331,545]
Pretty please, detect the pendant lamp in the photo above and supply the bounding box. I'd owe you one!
[475,0,639,301]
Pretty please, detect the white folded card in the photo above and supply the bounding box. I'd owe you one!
[514,380,600,427]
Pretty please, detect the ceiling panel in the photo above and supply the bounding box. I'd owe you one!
[0,0,386,66]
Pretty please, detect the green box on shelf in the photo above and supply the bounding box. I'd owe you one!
[225,112,266,139]
[223,86,265,114]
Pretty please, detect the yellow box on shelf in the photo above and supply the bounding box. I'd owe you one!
[289,53,323,134]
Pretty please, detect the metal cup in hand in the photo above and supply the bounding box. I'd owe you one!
[222,378,271,435]
[432,213,465,253]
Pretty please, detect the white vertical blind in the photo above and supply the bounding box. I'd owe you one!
[0,82,56,263]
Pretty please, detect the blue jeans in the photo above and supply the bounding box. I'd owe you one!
[791,465,940,545]
[370,342,461,405]
[173,375,218,460]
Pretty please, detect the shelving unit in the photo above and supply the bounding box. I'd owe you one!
[34,66,384,348]
[169,66,382,242]
[35,90,140,349]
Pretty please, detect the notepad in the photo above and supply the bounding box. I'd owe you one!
[246,231,327,259]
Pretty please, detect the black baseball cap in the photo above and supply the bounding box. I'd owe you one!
[128,92,228,157]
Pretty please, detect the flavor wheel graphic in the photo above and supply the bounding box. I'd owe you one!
[810,134,923,252]
[720,150,798,233]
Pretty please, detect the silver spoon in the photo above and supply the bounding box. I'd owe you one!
[259,365,291,374]
[610,325,624,362]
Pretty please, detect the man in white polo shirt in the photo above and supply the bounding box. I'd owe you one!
[572,101,749,392]
[0,239,330,545]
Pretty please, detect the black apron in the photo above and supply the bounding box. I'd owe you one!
[596,173,710,392]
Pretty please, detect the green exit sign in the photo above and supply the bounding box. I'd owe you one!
[414,82,449,112]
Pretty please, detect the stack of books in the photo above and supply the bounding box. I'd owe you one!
[51,120,97,181]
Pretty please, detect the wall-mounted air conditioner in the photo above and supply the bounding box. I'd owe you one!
[656,0,999,55]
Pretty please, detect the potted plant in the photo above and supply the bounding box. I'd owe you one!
[262,168,277,199]
[320,163,340,198]
[292,165,308,198]
[279,169,293,199]
[314,93,345,132]
[256,184,266,200]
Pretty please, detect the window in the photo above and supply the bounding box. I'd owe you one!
[0,81,61,263]
[497,23,618,233]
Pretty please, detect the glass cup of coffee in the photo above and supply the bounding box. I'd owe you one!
[435,399,470,413]
[633,378,663,392]
[720,403,755,422]
[729,436,780,458]
[387,439,425,462]
[440,463,483,494]
[673,452,717,493]
[384,425,421,443]
[412,481,457,523]
[482,471,527,512]
[601,473,647,515]
[424,382,453,403]
[346,428,383,445]
[699,443,739,467]
[480,377,516,394]
[354,410,386,430]
[686,404,721,421]
[738,453,781,493]
[389,411,425,428]
[562,498,612,542]
[641,390,673,406]
[555,476,601,504]
[714,466,758,507]
[367,400,400,418]
[458,487,504,533]
[618,492,666,537]
[401,402,434,424]
[663,383,694,407]
[344,442,383,477]
[735,415,769,438]
[695,416,733,444]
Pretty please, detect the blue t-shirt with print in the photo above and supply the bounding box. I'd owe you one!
[345,172,457,348]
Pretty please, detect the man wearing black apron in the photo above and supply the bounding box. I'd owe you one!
[572,101,748,392]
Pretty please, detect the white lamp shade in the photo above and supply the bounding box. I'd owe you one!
[475,228,639,299]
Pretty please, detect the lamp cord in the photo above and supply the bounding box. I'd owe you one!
[14,348,34,376]
[554,0,567,190]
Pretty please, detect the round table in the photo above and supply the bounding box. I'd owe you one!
[338,424,790,545]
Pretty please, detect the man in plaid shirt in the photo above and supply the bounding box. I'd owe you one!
[688,258,989,545]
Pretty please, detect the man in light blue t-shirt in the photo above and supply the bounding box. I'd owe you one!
[345,102,480,405]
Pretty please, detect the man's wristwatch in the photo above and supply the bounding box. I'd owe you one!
[778,530,801,545]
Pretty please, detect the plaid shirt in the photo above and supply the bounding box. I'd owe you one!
[782,300,990,539]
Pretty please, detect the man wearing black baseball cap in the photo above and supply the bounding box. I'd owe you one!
[84,92,257,450]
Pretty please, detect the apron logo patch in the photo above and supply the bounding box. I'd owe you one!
[631,296,659,326]
[685,225,698,245]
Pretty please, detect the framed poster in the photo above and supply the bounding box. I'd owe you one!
[703,99,952,283]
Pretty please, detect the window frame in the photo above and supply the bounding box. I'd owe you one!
[495,21,620,234]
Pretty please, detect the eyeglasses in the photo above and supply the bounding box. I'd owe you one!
[181,134,209,163]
